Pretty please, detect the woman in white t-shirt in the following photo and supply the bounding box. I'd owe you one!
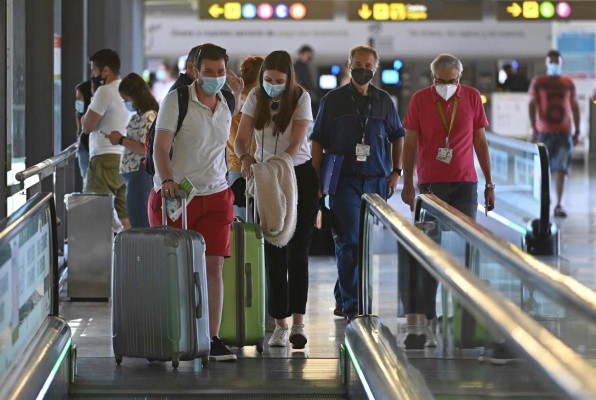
[107,73,158,228]
[234,50,319,350]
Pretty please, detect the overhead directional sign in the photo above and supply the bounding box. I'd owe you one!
[348,1,482,21]
[498,1,596,21]
[198,1,335,20]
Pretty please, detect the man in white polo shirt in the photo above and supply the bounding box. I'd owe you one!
[82,48,130,230]
[149,43,238,361]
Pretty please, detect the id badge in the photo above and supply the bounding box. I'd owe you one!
[436,147,453,164]
[356,143,370,162]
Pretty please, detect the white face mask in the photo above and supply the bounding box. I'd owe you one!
[435,84,458,101]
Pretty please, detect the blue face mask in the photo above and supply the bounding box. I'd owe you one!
[263,82,286,98]
[155,69,167,82]
[124,101,136,113]
[547,63,562,76]
[201,76,226,95]
[75,100,85,114]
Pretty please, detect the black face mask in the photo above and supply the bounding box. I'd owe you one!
[351,68,373,85]
[91,75,104,90]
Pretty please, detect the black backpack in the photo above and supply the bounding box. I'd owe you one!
[144,87,235,176]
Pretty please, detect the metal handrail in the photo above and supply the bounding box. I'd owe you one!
[485,131,537,153]
[15,142,78,183]
[344,316,433,400]
[358,193,596,399]
[416,194,596,321]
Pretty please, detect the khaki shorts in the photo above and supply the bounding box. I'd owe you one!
[86,154,127,219]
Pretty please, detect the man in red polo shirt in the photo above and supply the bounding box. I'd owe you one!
[400,53,494,350]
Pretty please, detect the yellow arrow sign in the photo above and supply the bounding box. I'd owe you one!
[209,4,224,18]
[358,4,373,20]
[506,2,522,17]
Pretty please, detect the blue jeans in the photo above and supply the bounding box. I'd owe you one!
[77,147,90,191]
[538,133,573,174]
[330,176,388,315]
[121,169,153,228]
[398,181,478,318]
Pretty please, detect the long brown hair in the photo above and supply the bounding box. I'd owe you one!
[119,73,159,115]
[253,50,303,135]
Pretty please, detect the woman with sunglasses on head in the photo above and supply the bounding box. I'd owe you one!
[234,50,319,350]
[106,72,158,228]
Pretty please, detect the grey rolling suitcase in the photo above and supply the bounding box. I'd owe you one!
[112,191,210,368]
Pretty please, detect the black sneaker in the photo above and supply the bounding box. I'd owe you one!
[333,304,345,318]
[554,205,567,218]
[404,333,426,350]
[478,342,520,365]
[209,336,237,361]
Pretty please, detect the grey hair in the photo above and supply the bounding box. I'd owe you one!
[348,45,380,68]
[430,53,463,76]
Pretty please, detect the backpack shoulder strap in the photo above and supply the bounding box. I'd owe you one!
[221,89,235,115]
[175,86,190,134]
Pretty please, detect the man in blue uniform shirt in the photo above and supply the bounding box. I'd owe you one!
[310,45,405,320]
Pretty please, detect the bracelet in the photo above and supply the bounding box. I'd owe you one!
[162,179,175,185]
[485,182,496,189]
[239,153,254,163]
[118,136,126,145]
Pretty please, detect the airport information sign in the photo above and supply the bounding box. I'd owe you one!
[497,1,596,21]
[347,1,482,21]
[198,1,335,20]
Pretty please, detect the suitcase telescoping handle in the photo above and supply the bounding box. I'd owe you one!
[245,186,259,224]
[193,272,203,318]
[161,189,188,229]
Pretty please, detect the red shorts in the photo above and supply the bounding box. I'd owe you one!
[148,188,234,257]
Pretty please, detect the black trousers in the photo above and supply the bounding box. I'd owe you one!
[266,160,319,319]
[398,182,478,318]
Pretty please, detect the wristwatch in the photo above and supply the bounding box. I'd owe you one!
[392,168,403,176]
[485,182,496,189]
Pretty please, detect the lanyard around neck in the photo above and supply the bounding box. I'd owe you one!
[350,89,372,143]
[436,97,459,147]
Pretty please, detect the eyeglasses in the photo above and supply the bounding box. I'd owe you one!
[433,75,460,85]
[194,44,227,66]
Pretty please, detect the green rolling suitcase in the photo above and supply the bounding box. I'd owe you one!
[220,220,266,353]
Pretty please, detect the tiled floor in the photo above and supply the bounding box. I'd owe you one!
[62,163,595,398]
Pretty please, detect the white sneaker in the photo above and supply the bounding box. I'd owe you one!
[425,319,438,347]
[289,324,308,349]
[268,326,288,347]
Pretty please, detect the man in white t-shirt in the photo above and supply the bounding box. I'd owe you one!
[149,43,237,362]
[82,49,131,229]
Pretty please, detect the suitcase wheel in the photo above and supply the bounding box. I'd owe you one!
[115,355,122,365]
[256,342,264,354]
[172,355,179,369]
[147,358,155,362]
[201,355,209,367]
